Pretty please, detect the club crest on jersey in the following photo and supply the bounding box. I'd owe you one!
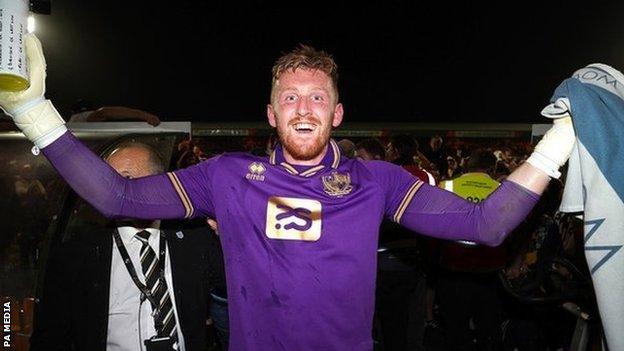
[322,171,353,197]
[246,162,266,181]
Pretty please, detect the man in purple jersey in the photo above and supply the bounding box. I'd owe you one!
[0,36,575,350]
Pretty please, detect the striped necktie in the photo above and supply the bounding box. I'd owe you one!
[135,230,178,340]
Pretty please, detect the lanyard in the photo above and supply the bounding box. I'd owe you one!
[113,229,167,334]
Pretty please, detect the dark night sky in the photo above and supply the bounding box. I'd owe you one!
[34,1,624,124]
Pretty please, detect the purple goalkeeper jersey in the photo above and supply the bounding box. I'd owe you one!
[170,140,423,350]
[42,132,539,350]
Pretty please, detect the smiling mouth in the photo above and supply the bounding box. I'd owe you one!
[292,123,317,133]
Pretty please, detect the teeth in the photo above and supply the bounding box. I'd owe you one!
[294,123,315,131]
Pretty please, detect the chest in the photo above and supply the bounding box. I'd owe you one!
[214,167,385,245]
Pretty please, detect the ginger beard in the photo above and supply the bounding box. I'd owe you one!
[277,115,331,161]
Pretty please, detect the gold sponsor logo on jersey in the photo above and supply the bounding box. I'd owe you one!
[266,197,322,241]
[322,171,353,197]
[246,162,266,181]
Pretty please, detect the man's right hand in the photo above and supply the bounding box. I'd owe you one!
[0,34,66,148]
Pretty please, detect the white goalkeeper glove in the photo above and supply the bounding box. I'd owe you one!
[0,34,66,148]
[526,98,576,178]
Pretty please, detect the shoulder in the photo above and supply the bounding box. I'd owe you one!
[352,160,420,194]
[358,159,413,178]
[197,152,268,170]
[402,165,436,185]
[215,152,266,162]
[178,153,263,182]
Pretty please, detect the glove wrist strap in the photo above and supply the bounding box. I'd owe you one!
[11,97,45,116]
[13,99,67,148]
[526,152,562,179]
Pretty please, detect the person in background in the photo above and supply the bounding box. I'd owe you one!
[443,155,463,180]
[437,149,507,351]
[30,142,212,351]
[337,138,357,158]
[355,138,385,161]
[424,134,447,176]
[386,134,436,185]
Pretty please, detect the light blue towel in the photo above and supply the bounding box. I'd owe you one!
[544,63,624,350]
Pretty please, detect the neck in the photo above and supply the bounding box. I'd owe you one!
[283,144,329,166]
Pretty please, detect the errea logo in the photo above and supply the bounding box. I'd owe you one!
[246,162,266,181]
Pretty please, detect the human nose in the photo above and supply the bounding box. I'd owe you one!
[296,96,311,116]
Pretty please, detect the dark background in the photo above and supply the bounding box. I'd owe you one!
[35,1,624,123]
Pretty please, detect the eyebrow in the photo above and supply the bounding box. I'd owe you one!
[278,87,330,95]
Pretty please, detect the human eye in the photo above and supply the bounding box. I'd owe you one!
[282,93,297,103]
[311,93,327,102]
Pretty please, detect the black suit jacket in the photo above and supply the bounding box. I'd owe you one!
[30,224,213,351]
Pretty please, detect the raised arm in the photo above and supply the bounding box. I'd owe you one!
[0,34,196,220]
[42,131,188,219]
[397,180,539,246]
[372,112,574,246]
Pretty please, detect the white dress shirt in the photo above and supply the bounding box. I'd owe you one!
[106,226,186,351]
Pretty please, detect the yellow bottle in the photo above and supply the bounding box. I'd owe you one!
[0,0,29,91]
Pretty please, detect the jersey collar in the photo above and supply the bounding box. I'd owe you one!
[269,139,341,177]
